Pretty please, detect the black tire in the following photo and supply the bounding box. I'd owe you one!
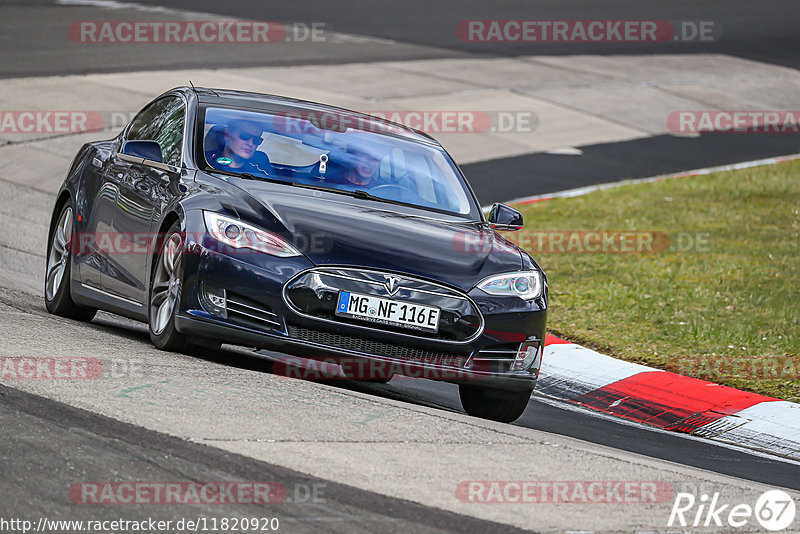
[148,221,189,352]
[184,339,223,355]
[340,362,393,383]
[458,384,532,423]
[361,376,394,384]
[353,373,394,384]
[44,201,97,322]
[148,222,223,354]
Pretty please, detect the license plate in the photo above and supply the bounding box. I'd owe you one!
[335,291,440,333]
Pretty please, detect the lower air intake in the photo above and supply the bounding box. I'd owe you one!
[287,326,467,367]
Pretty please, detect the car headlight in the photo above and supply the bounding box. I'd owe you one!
[476,271,543,300]
[203,211,302,258]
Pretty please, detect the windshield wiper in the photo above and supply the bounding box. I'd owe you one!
[211,170,375,199]
[239,172,276,182]
[208,168,289,186]
[289,182,399,205]
[352,189,384,201]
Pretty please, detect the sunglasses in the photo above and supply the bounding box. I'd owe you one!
[236,131,264,144]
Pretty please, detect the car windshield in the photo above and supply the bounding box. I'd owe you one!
[201,106,475,216]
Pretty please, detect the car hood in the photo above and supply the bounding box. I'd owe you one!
[242,187,523,291]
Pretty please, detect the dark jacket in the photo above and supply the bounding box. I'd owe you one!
[205,150,273,176]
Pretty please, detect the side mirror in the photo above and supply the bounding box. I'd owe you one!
[122,140,163,163]
[488,203,523,231]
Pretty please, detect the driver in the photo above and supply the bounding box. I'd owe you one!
[206,119,272,175]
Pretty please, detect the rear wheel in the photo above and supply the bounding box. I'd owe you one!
[458,384,532,423]
[44,202,97,321]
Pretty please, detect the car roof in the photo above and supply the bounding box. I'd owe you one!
[183,86,439,146]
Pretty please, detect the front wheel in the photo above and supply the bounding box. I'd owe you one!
[148,223,189,351]
[459,384,532,423]
[44,202,97,321]
[148,223,222,355]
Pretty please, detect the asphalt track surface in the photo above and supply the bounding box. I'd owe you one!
[79,310,800,491]
[0,383,527,534]
[260,361,800,493]
[465,131,800,204]
[2,0,800,531]
[26,0,800,71]
[182,0,800,70]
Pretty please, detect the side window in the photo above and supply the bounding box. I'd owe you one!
[127,98,170,142]
[154,99,185,167]
[126,97,185,167]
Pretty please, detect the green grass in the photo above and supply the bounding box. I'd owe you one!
[515,159,800,402]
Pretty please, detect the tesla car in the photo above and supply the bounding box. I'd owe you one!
[45,87,548,422]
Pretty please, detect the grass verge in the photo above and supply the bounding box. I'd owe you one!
[514,159,800,402]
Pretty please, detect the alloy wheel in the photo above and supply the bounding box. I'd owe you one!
[45,206,73,301]
[150,232,183,335]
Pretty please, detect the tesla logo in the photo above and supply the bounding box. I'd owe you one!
[384,276,401,296]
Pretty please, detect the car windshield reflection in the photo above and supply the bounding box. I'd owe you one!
[202,106,474,215]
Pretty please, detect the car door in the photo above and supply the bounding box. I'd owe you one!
[76,139,120,292]
[102,96,186,305]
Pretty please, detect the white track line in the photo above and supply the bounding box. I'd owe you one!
[532,394,800,468]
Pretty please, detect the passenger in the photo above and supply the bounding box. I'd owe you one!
[340,149,381,188]
[205,119,272,176]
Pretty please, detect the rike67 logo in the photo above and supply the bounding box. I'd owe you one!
[668,490,796,531]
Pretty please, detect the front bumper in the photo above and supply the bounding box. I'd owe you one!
[175,313,541,391]
[178,224,547,391]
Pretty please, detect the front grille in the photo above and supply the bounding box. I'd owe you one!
[284,267,483,342]
[227,293,282,331]
[287,326,468,367]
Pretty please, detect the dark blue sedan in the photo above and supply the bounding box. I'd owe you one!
[45,87,547,422]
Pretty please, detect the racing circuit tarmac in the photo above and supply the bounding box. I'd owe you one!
[1,1,799,532]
